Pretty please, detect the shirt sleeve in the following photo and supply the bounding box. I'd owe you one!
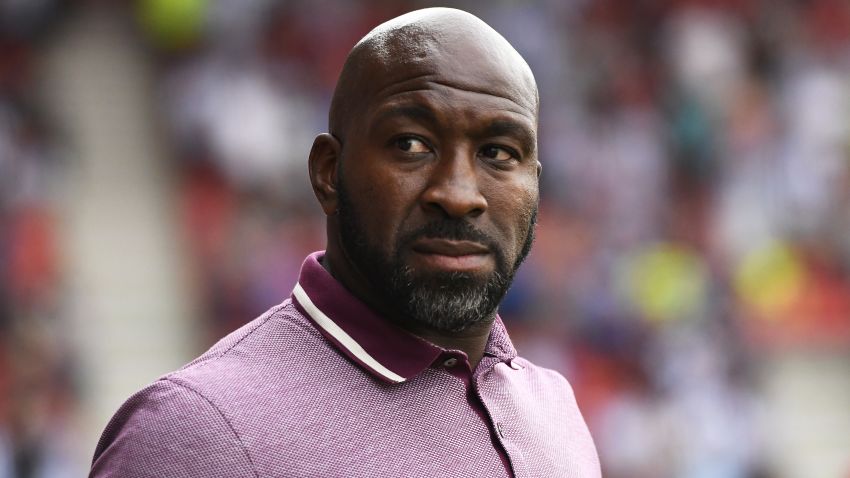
[90,378,257,478]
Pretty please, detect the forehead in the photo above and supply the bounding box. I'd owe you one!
[360,25,538,118]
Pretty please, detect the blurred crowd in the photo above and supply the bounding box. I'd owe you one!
[0,1,76,477]
[2,0,850,477]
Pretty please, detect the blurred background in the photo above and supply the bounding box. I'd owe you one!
[1,0,849,476]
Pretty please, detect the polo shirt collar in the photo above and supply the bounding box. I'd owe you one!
[291,251,517,384]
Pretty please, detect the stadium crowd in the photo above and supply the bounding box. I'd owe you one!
[1,0,849,476]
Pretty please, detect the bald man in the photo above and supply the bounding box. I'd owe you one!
[91,8,600,477]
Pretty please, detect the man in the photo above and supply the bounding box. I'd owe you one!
[91,7,600,477]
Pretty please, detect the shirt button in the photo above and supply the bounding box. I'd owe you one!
[443,357,458,368]
[496,422,507,439]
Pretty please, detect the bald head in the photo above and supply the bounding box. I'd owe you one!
[329,8,538,140]
[309,7,542,340]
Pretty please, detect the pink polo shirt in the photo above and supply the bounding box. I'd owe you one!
[91,252,600,477]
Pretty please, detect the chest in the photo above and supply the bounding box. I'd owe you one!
[222,364,598,477]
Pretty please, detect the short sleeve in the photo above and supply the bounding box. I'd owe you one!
[90,379,256,478]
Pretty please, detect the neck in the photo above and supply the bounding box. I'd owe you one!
[321,244,493,370]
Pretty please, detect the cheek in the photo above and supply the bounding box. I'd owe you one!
[484,176,539,251]
[346,162,424,242]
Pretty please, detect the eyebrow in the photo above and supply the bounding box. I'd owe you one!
[483,119,536,155]
[371,104,536,155]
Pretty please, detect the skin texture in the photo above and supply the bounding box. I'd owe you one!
[308,8,540,370]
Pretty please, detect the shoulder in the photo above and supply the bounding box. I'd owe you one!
[181,299,318,371]
[164,300,332,400]
[90,300,321,477]
[484,357,602,476]
[510,356,576,395]
[482,355,586,422]
[90,378,256,478]
[489,356,594,443]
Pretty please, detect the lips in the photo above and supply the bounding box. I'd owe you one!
[410,238,492,272]
[411,238,490,256]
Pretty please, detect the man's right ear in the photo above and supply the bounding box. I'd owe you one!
[308,133,342,216]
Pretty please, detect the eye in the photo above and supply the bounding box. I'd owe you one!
[395,136,431,154]
[479,145,516,161]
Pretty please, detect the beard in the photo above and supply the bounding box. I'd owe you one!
[336,182,537,333]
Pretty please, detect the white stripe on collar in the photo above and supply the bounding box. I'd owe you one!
[292,282,406,383]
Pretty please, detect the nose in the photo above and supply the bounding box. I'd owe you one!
[420,148,487,218]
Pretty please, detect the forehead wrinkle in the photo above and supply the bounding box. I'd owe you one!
[364,42,538,116]
[376,80,537,121]
[423,79,536,117]
[371,104,439,129]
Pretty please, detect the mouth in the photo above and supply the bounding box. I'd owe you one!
[409,238,492,272]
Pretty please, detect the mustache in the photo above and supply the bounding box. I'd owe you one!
[399,219,499,252]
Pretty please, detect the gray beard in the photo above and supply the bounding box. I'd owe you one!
[386,264,510,333]
[336,182,535,333]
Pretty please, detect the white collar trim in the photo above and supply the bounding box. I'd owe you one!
[293,283,406,383]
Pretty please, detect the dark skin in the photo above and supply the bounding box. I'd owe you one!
[308,8,540,370]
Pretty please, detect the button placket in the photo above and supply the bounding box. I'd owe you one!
[475,372,516,475]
